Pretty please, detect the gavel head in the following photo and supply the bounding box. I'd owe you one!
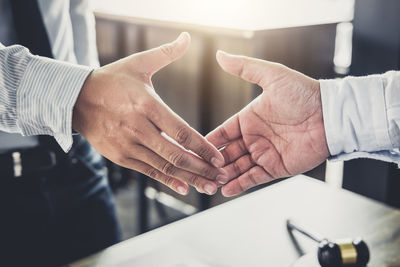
[317,238,370,267]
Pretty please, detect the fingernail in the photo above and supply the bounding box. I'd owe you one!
[211,157,224,168]
[216,174,229,184]
[177,186,188,195]
[177,32,189,43]
[204,184,217,195]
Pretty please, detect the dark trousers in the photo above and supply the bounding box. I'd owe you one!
[0,137,122,266]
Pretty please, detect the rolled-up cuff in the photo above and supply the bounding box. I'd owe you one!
[320,76,392,157]
[329,151,400,165]
[16,55,92,152]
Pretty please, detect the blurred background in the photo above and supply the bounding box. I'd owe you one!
[91,0,400,240]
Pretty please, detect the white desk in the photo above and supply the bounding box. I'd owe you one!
[72,175,400,266]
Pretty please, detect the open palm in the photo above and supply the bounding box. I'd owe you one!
[207,51,330,196]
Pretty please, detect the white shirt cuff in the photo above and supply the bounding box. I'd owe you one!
[320,75,392,157]
[17,55,92,152]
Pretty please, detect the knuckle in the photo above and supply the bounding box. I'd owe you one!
[197,145,212,160]
[125,125,144,139]
[238,64,245,79]
[219,127,230,144]
[163,176,176,188]
[238,139,246,152]
[201,166,214,178]
[232,161,241,175]
[245,154,253,164]
[237,179,247,193]
[169,152,188,168]
[138,98,154,115]
[146,104,159,121]
[250,151,262,165]
[221,149,230,163]
[175,127,191,146]
[275,63,286,70]
[192,178,206,193]
[144,168,159,179]
[248,168,259,185]
[186,175,200,188]
[160,44,175,60]
[161,162,176,176]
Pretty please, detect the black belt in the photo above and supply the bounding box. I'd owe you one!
[0,147,57,178]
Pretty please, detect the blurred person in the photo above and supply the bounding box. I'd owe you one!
[207,51,400,197]
[0,0,224,265]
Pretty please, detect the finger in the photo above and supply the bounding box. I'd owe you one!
[221,166,273,197]
[131,144,219,195]
[118,157,189,195]
[138,119,227,181]
[147,101,225,168]
[135,32,191,76]
[216,50,287,88]
[219,154,255,184]
[219,138,248,164]
[206,114,241,149]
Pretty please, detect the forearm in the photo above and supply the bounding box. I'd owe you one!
[320,71,400,164]
[0,43,92,152]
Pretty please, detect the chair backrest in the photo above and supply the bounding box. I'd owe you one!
[343,0,400,209]
[350,0,400,76]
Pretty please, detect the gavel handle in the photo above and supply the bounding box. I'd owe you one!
[286,219,323,243]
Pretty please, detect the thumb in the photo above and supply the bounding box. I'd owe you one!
[135,32,191,75]
[216,50,286,88]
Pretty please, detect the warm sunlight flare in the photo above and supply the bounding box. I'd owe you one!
[93,0,354,31]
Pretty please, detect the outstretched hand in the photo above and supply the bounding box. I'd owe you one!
[207,51,330,197]
[73,33,226,195]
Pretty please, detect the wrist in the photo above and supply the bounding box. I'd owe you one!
[72,70,97,135]
[312,80,331,159]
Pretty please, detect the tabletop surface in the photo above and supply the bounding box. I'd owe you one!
[93,0,354,32]
[72,175,400,267]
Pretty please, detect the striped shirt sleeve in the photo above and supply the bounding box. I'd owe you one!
[0,43,92,152]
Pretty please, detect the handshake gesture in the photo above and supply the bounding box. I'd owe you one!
[73,32,330,197]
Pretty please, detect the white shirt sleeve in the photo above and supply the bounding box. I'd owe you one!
[69,0,100,68]
[320,71,400,164]
[0,43,92,152]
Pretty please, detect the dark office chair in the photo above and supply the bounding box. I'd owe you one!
[342,0,400,208]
